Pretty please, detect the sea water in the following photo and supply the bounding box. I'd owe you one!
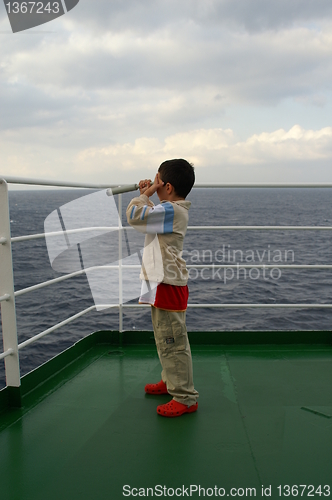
[0,188,331,388]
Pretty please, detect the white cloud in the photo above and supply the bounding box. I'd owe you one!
[74,125,332,179]
[1,121,332,185]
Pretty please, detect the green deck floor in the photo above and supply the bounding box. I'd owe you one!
[0,340,331,500]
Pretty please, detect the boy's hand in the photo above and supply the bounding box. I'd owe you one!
[139,179,152,195]
[143,173,164,198]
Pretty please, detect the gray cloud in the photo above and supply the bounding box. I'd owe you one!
[0,81,77,130]
[59,0,332,33]
[1,0,332,184]
[198,0,332,32]
[3,24,332,105]
[2,0,332,34]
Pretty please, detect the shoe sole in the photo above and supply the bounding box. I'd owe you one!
[145,389,169,394]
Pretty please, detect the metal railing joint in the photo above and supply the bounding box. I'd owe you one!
[0,293,10,303]
[0,348,14,361]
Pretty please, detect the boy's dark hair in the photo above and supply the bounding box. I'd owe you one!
[158,159,195,198]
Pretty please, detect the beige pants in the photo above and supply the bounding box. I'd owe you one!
[151,306,199,406]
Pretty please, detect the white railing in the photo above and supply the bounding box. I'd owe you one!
[1,175,332,388]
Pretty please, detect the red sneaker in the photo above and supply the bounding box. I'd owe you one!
[157,399,198,417]
[145,380,168,395]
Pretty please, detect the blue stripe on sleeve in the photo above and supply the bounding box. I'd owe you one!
[145,205,164,233]
[130,205,136,219]
[140,205,148,220]
[162,202,174,233]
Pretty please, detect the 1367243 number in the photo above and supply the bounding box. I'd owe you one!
[5,2,60,14]
[277,485,331,497]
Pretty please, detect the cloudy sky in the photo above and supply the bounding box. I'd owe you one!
[1,0,332,186]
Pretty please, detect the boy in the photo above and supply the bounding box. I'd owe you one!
[126,159,199,417]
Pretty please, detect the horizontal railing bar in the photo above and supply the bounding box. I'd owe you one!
[187,304,332,308]
[0,293,10,303]
[107,185,138,195]
[11,224,332,243]
[114,264,332,269]
[0,175,138,192]
[2,176,332,189]
[17,304,116,350]
[122,303,332,309]
[194,184,332,188]
[0,348,14,361]
[11,233,45,243]
[15,263,332,298]
[16,299,332,352]
[11,226,120,243]
[187,225,332,231]
[18,306,97,350]
[14,271,86,296]
[14,266,120,297]
[122,304,150,308]
[124,264,332,269]
[111,185,138,195]
[186,264,332,269]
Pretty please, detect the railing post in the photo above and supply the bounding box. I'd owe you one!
[0,180,21,403]
[118,193,123,338]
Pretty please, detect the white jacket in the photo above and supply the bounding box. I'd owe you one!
[126,194,191,286]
